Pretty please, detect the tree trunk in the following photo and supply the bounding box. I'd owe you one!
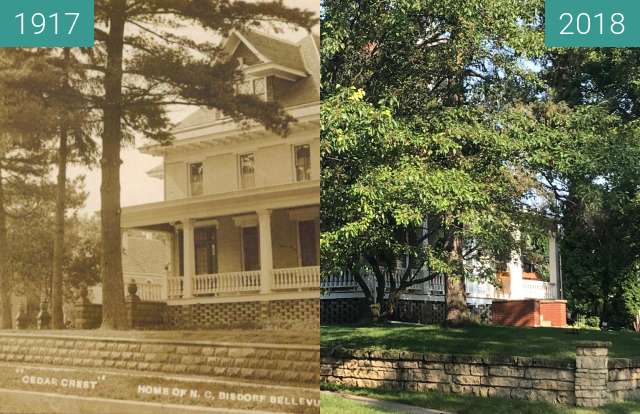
[0,168,12,328]
[100,0,127,329]
[51,130,68,329]
[445,233,468,324]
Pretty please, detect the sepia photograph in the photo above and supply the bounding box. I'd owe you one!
[0,0,319,413]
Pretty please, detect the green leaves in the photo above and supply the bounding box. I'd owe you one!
[322,87,535,282]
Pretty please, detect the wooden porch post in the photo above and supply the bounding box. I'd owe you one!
[257,209,273,294]
[163,230,173,300]
[182,219,195,298]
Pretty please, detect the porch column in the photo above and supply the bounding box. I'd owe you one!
[257,209,273,294]
[182,219,195,299]
[163,231,173,300]
[548,231,560,299]
[508,252,523,300]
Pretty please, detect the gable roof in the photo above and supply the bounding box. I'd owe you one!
[238,31,307,73]
[168,31,319,134]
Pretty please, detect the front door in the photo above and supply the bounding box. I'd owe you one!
[194,226,218,275]
[298,220,318,266]
[242,226,260,271]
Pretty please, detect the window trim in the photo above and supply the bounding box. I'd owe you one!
[238,152,256,189]
[293,144,312,182]
[188,162,204,197]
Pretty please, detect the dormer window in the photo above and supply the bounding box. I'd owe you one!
[189,163,203,196]
[253,78,266,100]
[236,77,268,101]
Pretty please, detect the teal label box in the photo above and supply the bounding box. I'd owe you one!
[0,0,94,47]
[546,0,640,47]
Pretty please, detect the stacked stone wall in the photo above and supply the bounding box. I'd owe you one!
[322,341,639,407]
[0,333,319,386]
[608,359,640,402]
[322,348,575,405]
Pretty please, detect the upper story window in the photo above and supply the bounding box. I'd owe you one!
[239,153,255,189]
[294,145,311,182]
[190,162,203,196]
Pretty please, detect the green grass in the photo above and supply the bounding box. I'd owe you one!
[321,324,640,359]
[321,386,640,414]
[321,393,399,413]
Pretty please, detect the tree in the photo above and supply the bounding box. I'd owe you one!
[0,51,59,328]
[538,48,640,328]
[85,0,317,328]
[321,0,545,322]
[49,49,97,329]
[322,87,542,320]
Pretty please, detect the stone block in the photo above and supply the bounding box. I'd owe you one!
[576,357,608,370]
[531,379,573,391]
[490,365,525,378]
[453,375,482,385]
[526,367,574,381]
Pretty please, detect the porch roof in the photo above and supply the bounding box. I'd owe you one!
[121,180,319,229]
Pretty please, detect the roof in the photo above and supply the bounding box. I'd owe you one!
[122,233,168,276]
[241,31,307,73]
[170,30,319,134]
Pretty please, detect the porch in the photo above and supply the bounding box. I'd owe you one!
[122,201,320,302]
[320,269,558,304]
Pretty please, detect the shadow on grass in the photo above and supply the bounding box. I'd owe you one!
[321,324,640,359]
[322,383,640,414]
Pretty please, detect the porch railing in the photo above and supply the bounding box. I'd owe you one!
[129,283,164,302]
[522,280,556,299]
[193,271,261,295]
[321,270,557,301]
[273,266,320,290]
[167,277,183,299]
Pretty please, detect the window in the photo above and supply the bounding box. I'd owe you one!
[298,220,318,266]
[189,163,203,196]
[242,227,260,271]
[253,78,266,100]
[236,77,267,100]
[194,226,218,275]
[239,153,255,188]
[294,145,311,182]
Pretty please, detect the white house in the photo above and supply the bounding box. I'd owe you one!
[121,30,320,328]
[321,233,564,325]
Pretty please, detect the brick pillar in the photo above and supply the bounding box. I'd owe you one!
[575,341,611,407]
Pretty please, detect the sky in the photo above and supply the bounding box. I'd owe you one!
[72,0,319,214]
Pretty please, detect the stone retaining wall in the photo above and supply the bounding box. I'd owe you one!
[0,333,319,386]
[321,341,639,407]
[608,359,640,402]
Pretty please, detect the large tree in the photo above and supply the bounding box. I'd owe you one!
[0,51,59,328]
[86,1,317,328]
[322,87,548,320]
[321,0,545,322]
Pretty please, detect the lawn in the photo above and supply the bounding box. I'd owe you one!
[321,386,640,414]
[321,324,640,359]
[0,328,319,346]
